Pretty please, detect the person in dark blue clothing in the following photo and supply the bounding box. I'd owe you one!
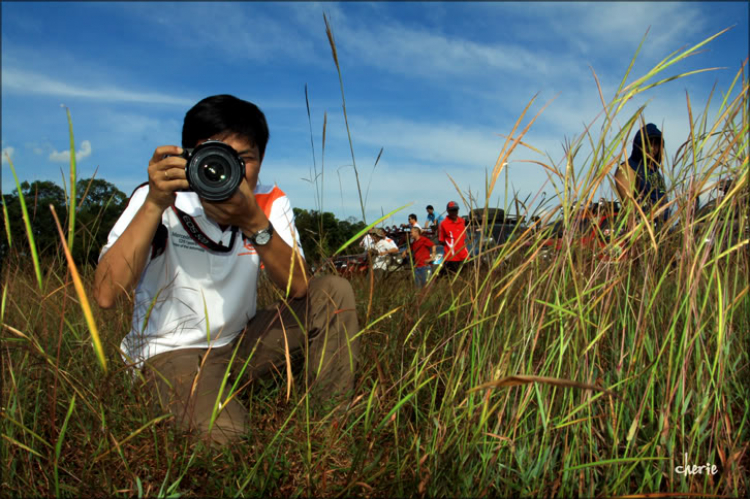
[614,123,669,228]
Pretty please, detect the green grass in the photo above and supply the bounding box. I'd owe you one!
[1,26,749,497]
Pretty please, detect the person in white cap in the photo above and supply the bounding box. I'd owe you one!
[370,228,398,278]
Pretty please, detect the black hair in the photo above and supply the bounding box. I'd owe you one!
[408,213,418,221]
[630,123,663,166]
[426,205,434,210]
[182,94,270,159]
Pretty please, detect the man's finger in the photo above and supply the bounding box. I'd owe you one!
[152,156,187,170]
[161,165,187,180]
[156,177,189,189]
[150,145,183,164]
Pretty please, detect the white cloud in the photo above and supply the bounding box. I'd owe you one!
[487,2,706,58]
[118,2,330,67]
[49,140,92,163]
[24,141,49,155]
[329,17,579,86]
[565,2,705,56]
[1,68,195,106]
[344,115,504,168]
[1,147,15,165]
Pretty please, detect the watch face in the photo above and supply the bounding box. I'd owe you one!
[254,229,272,245]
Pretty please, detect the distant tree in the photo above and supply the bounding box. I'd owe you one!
[0,178,127,266]
[2,181,67,260]
[292,208,366,264]
[74,178,127,265]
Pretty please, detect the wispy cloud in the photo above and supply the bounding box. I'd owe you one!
[25,141,51,155]
[116,2,329,67]
[343,115,504,168]
[329,17,578,85]
[49,140,92,163]
[485,2,706,58]
[2,68,195,106]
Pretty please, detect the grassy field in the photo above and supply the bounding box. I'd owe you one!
[1,29,749,498]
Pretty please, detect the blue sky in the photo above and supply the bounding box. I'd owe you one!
[2,2,748,225]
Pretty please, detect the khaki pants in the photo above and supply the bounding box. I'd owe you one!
[141,275,360,444]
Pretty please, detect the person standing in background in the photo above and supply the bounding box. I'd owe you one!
[613,123,669,229]
[424,205,437,230]
[370,228,399,279]
[438,201,469,274]
[401,225,436,288]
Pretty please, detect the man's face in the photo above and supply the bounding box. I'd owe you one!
[639,136,663,168]
[197,133,262,191]
[447,209,459,220]
[647,138,663,167]
[410,228,420,240]
[427,208,434,215]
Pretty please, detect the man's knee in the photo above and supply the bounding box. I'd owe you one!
[306,275,360,348]
[308,274,356,309]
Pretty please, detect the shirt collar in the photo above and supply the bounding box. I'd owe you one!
[174,191,204,217]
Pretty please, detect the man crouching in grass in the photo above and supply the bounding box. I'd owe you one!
[94,94,360,445]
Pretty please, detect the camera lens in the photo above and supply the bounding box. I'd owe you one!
[185,141,244,202]
[201,161,228,184]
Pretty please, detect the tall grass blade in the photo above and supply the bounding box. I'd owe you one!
[331,203,412,256]
[1,195,11,248]
[5,154,42,290]
[324,12,367,224]
[50,205,107,373]
[64,107,77,253]
[54,394,76,497]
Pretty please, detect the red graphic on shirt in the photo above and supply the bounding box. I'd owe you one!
[238,239,257,256]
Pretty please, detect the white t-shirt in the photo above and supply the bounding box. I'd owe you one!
[359,234,375,251]
[100,183,304,366]
[373,237,398,270]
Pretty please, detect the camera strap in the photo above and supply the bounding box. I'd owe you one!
[171,206,238,253]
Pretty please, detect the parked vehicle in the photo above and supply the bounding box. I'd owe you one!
[329,252,369,276]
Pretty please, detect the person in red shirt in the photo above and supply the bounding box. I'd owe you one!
[438,201,469,274]
[401,225,436,287]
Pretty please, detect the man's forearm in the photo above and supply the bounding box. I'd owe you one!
[94,201,165,308]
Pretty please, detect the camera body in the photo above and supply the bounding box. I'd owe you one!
[179,140,245,202]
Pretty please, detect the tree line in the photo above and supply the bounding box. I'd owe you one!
[1,179,366,267]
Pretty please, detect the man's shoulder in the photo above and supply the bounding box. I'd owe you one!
[126,183,150,208]
[254,183,291,217]
[254,182,286,196]
[415,237,432,248]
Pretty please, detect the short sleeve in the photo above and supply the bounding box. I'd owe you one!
[268,195,305,259]
[99,185,150,261]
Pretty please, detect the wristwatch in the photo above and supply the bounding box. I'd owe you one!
[249,223,274,246]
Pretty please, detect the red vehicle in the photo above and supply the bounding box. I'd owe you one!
[327,252,369,277]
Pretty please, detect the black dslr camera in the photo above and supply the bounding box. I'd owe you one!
[178,140,245,202]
